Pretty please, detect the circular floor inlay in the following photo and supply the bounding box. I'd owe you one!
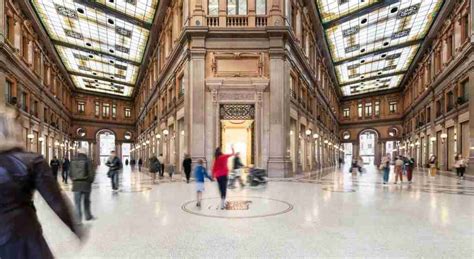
[181,196,293,219]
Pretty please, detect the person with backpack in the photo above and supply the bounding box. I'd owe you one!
[62,157,70,184]
[182,154,192,183]
[50,156,60,180]
[149,154,161,184]
[70,148,96,222]
[106,150,122,191]
[0,105,82,258]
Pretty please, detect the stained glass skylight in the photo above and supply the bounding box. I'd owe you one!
[30,0,159,97]
[72,75,134,96]
[316,0,444,96]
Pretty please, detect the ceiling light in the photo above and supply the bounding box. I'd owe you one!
[391,7,398,13]
[77,8,84,14]
[361,18,367,24]
[108,18,114,25]
[86,42,92,47]
[383,42,389,46]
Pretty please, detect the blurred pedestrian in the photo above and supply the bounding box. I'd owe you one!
[381,154,391,185]
[0,105,82,258]
[394,156,404,184]
[70,147,96,222]
[194,159,213,207]
[429,155,437,177]
[158,153,164,177]
[182,154,192,183]
[62,157,70,184]
[106,150,122,191]
[138,158,143,172]
[212,146,234,209]
[454,154,467,181]
[229,152,245,189]
[149,154,160,184]
[50,156,60,180]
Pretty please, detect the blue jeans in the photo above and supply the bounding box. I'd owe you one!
[111,171,119,190]
[383,167,390,183]
[74,191,92,221]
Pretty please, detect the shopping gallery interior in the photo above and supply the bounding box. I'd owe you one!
[1,0,473,257]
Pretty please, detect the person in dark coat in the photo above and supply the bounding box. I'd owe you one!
[182,154,192,183]
[50,156,60,180]
[148,155,160,184]
[228,152,245,188]
[70,148,96,222]
[106,150,122,191]
[138,158,143,172]
[0,106,82,258]
[125,158,129,166]
[62,157,70,184]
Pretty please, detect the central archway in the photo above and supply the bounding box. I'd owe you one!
[358,129,379,166]
[96,129,116,165]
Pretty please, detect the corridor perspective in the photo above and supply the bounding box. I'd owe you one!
[0,0,473,258]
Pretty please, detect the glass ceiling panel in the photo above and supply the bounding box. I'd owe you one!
[96,0,158,23]
[31,0,159,97]
[72,75,134,97]
[317,0,381,23]
[341,75,403,96]
[335,45,419,84]
[326,0,443,62]
[56,46,139,84]
[316,0,444,96]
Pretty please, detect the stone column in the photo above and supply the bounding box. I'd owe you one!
[0,67,6,105]
[267,39,291,177]
[0,0,4,47]
[186,31,207,165]
[468,63,474,175]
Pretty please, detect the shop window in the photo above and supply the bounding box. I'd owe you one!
[389,102,397,113]
[31,100,38,116]
[77,102,85,113]
[447,34,453,61]
[427,107,431,123]
[460,79,469,103]
[20,91,27,111]
[178,76,184,97]
[463,15,470,42]
[227,0,247,15]
[447,91,454,111]
[357,103,363,118]
[208,0,219,15]
[343,108,350,118]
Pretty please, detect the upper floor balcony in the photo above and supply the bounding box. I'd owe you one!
[206,15,268,28]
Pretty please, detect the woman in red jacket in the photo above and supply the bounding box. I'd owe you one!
[212,146,234,209]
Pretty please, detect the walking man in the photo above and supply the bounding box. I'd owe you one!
[158,153,164,177]
[70,147,96,222]
[182,154,192,183]
[62,157,70,184]
[50,156,60,180]
[138,158,143,172]
[229,152,245,189]
[106,150,122,191]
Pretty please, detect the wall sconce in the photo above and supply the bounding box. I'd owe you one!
[27,133,34,140]
[415,141,420,146]
[454,133,457,141]
[146,140,150,144]
[142,143,146,147]
[409,143,415,147]
[163,129,169,136]
[313,133,319,139]
[289,130,294,136]
[181,130,185,136]
[324,140,329,144]
[430,136,436,142]
[440,133,447,143]
[328,142,333,146]
[60,143,65,147]
[156,134,161,139]
[38,137,44,142]
[54,141,60,146]
[305,129,312,136]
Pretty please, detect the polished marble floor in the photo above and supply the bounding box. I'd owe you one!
[35,164,474,258]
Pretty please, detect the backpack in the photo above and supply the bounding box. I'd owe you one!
[70,159,89,181]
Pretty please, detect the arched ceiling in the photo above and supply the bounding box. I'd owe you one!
[315,0,445,96]
[30,0,159,97]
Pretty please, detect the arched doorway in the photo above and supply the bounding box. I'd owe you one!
[96,129,116,165]
[359,129,379,166]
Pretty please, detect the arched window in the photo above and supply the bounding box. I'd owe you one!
[208,0,218,15]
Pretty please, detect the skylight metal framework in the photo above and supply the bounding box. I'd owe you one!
[316,0,444,96]
[30,0,159,97]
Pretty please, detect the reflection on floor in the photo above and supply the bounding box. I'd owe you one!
[36,165,474,258]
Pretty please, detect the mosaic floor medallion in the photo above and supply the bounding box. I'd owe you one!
[181,196,294,219]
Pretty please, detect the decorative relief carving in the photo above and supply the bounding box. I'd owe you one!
[218,92,255,101]
[211,89,218,103]
[211,52,264,78]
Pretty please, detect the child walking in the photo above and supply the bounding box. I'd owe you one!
[194,159,213,207]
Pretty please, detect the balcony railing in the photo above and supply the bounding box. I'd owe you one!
[207,16,219,27]
[256,16,267,27]
[226,16,248,27]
